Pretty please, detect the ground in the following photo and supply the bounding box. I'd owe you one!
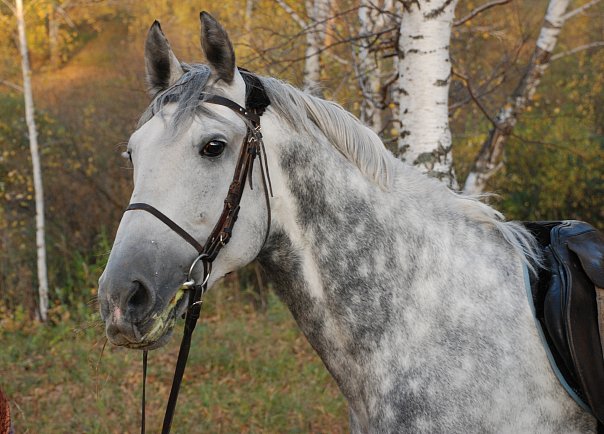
[0,288,347,433]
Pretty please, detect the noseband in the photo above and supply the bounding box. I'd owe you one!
[124,71,271,434]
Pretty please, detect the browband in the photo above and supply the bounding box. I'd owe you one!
[200,94,261,125]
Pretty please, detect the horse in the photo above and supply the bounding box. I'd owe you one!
[98,12,598,433]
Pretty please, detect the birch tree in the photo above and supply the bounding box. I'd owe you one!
[48,1,60,67]
[245,0,254,35]
[462,0,587,195]
[356,0,397,133]
[15,0,49,321]
[276,0,332,95]
[397,0,459,188]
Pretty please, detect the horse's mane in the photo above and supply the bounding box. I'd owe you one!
[260,77,396,190]
[260,76,541,271]
[447,191,542,271]
[137,64,540,271]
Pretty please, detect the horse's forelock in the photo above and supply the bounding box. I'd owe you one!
[137,64,214,130]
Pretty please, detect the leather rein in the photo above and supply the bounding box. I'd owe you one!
[124,72,271,434]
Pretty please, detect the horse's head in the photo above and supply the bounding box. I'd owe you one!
[98,13,270,349]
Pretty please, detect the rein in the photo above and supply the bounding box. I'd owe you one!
[124,72,271,434]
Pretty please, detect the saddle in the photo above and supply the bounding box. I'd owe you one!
[523,221,604,425]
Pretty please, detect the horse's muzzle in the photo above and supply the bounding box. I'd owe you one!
[98,268,188,349]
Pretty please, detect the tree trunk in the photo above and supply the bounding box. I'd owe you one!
[245,0,254,35]
[389,2,403,140]
[276,0,331,96]
[462,0,571,195]
[397,0,459,189]
[303,0,331,96]
[48,1,60,68]
[16,0,49,322]
[357,0,395,133]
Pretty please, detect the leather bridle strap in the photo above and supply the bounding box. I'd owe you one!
[141,350,147,434]
[127,95,267,262]
[128,78,271,434]
[198,95,262,262]
[202,94,261,125]
[126,203,204,254]
[161,259,210,434]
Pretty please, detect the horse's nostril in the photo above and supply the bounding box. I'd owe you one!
[127,280,152,318]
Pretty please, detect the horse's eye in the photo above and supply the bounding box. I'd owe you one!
[200,140,226,158]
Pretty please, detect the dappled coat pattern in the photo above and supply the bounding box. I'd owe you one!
[255,76,595,432]
[98,13,598,433]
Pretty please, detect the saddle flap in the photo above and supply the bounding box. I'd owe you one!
[524,220,604,423]
[567,230,604,288]
[550,221,604,422]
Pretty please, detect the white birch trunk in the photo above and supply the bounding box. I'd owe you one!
[303,0,331,95]
[357,0,395,133]
[462,0,571,195]
[390,2,403,137]
[16,0,49,322]
[397,0,458,188]
[276,0,331,96]
[48,1,60,68]
[245,0,254,35]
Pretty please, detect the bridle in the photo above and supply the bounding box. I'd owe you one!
[124,71,271,434]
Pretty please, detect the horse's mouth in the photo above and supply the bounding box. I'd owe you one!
[124,330,175,350]
[114,288,189,350]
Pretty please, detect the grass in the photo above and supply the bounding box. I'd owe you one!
[0,288,347,433]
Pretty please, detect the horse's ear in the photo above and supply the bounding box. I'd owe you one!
[144,21,184,97]
[199,12,235,84]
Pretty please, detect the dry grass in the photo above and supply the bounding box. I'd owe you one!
[0,288,347,433]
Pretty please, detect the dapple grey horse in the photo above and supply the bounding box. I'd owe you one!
[98,13,596,433]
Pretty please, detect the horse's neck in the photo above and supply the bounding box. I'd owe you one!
[254,114,579,432]
[259,122,452,305]
[257,124,451,397]
[257,118,526,399]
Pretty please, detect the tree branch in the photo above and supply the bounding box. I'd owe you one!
[0,0,15,13]
[551,41,604,61]
[0,79,23,92]
[56,5,76,29]
[453,0,511,27]
[463,0,571,194]
[276,0,308,28]
[561,0,601,21]
[452,69,498,127]
[510,132,590,160]
[325,51,349,65]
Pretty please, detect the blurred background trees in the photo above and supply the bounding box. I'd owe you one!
[0,0,602,321]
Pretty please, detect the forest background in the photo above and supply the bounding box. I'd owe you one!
[0,0,602,431]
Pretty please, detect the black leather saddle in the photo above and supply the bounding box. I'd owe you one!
[523,221,604,425]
